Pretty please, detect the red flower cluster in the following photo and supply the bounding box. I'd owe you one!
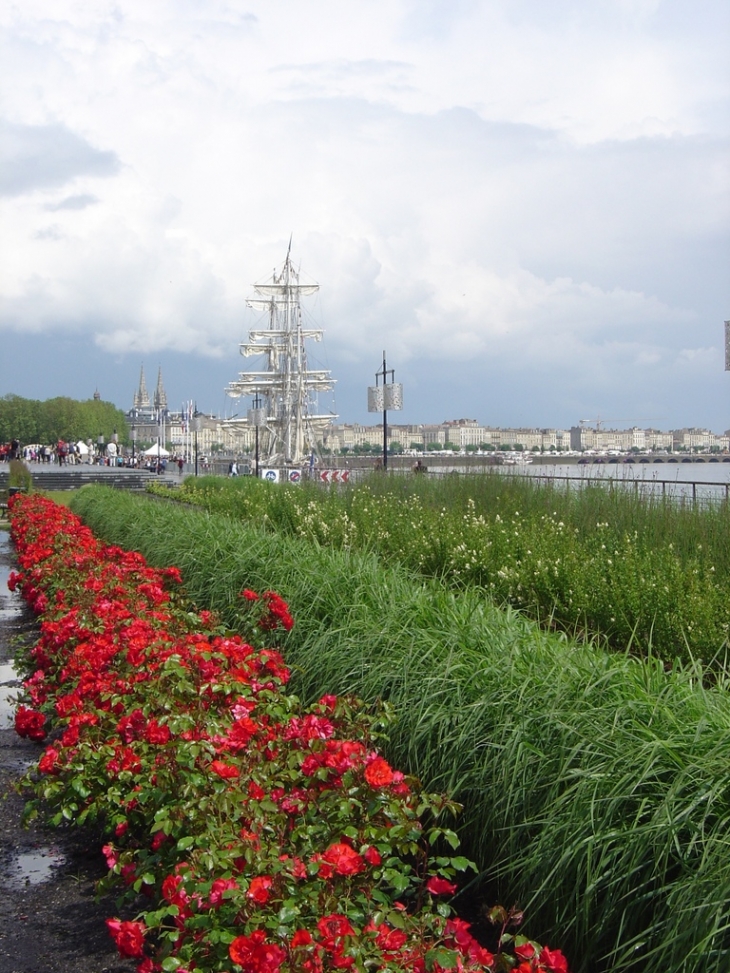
[14,704,46,741]
[106,918,146,958]
[229,929,287,972]
[239,586,295,632]
[8,494,570,973]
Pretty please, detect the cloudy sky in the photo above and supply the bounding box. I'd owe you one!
[1,0,729,432]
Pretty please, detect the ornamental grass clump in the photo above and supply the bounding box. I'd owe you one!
[8,493,567,973]
[69,486,730,973]
[148,473,730,665]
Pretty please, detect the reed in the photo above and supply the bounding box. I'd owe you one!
[70,487,730,973]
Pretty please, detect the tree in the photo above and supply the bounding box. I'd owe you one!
[0,394,128,445]
[0,395,40,444]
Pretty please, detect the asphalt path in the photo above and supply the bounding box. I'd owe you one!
[0,529,130,973]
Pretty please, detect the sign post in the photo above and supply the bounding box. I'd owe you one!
[367,351,403,471]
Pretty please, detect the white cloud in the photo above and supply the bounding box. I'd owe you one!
[0,0,728,427]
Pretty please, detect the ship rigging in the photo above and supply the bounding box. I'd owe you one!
[225,244,337,466]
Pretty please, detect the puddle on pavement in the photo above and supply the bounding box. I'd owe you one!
[4,847,66,889]
[0,533,23,621]
[0,661,21,729]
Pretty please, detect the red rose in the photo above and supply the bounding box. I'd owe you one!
[38,746,60,774]
[106,918,146,958]
[364,846,382,866]
[247,875,273,904]
[539,946,570,972]
[515,943,537,961]
[425,876,458,896]
[229,930,286,972]
[210,759,240,779]
[209,877,238,907]
[364,756,394,787]
[14,705,46,741]
[317,914,354,948]
[322,842,366,876]
[375,924,408,952]
[145,719,171,745]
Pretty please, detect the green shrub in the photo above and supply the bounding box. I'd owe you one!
[8,458,32,492]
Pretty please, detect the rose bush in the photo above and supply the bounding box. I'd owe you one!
[9,494,569,973]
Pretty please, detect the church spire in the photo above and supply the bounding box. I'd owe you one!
[134,365,151,411]
[153,365,168,412]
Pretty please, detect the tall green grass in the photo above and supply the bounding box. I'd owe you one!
[70,487,730,973]
[149,473,730,666]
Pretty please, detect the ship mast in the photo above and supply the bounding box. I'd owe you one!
[225,244,336,465]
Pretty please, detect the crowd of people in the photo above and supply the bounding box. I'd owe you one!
[0,439,20,462]
[1,438,211,477]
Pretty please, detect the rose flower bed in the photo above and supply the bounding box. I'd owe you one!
[8,494,568,973]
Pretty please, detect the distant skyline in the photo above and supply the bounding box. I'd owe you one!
[1,2,729,431]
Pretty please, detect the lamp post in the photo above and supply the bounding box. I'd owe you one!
[131,422,136,467]
[247,395,266,479]
[193,411,202,476]
[367,351,403,472]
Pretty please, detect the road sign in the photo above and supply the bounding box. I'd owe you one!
[320,469,350,483]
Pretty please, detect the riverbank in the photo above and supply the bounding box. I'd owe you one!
[0,531,127,973]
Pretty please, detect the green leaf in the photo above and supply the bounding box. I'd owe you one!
[278,903,300,925]
[177,835,195,850]
[425,947,459,971]
[383,868,411,894]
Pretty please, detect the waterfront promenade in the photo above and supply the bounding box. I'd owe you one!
[0,462,179,492]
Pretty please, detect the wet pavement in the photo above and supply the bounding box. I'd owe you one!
[0,528,129,973]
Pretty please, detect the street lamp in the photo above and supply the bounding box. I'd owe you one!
[131,422,136,467]
[193,411,202,476]
[247,395,266,479]
[367,351,403,471]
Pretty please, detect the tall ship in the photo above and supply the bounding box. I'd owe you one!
[225,244,337,466]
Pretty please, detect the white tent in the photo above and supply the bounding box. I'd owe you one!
[142,445,170,457]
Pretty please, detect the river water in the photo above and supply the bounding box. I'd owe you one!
[433,460,730,506]
[497,461,730,504]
